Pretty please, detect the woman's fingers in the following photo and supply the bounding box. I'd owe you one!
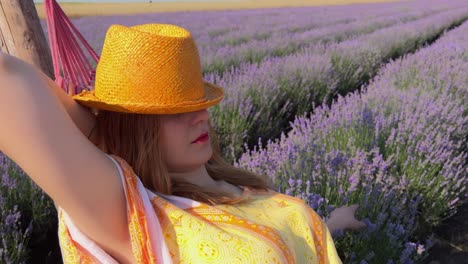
[350,218,367,230]
[328,203,367,231]
[347,204,366,230]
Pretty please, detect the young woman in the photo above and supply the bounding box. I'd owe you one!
[0,23,365,263]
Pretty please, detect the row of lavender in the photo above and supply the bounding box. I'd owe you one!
[174,0,459,52]
[200,6,446,75]
[236,20,468,264]
[206,8,468,162]
[194,0,467,53]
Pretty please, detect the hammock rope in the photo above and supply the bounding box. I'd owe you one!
[44,0,99,95]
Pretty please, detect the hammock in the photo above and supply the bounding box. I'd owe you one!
[44,0,99,96]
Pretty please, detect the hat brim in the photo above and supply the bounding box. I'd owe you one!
[72,81,224,114]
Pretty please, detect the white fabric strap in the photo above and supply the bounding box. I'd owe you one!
[147,190,201,210]
[106,154,173,264]
[61,209,119,264]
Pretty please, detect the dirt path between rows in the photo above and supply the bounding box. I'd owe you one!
[423,199,468,264]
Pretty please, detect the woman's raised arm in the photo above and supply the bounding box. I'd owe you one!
[30,60,97,139]
[0,53,135,263]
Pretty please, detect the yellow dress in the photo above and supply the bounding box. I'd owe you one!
[57,154,343,264]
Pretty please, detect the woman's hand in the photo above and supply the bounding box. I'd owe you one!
[327,204,367,232]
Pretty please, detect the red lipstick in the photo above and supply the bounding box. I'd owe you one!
[192,132,209,144]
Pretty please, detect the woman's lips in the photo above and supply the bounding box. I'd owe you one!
[192,132,209,143]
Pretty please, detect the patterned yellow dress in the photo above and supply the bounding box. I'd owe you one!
[57,154,343,264]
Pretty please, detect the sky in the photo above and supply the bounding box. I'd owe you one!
[33,0,205,2]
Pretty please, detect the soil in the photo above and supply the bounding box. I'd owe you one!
[422,199,468,264]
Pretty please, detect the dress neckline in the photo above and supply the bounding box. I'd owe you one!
[147,185,254,209]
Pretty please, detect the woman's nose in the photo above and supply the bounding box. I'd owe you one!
[189,109,209,124]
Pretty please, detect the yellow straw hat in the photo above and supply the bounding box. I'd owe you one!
[72,23,224,114]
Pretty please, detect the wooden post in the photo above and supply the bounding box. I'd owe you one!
[0,0,54,79]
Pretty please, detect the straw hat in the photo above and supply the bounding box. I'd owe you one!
[72,23,224,114]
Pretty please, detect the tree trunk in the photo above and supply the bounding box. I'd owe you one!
[0,0,54,79]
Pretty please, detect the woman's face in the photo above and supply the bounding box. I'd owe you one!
[159,109,213,173]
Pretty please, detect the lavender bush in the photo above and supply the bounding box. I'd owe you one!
[237,21,468,263]
[0,153,57,263]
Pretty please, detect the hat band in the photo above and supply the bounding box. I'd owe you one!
[92,93,209,107]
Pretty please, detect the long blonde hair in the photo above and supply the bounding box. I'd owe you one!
[91,109,274,205]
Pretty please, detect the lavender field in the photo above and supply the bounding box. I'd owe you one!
[1,0,467,263]
[237,18,468,264]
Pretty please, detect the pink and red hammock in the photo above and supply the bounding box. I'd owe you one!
[43,0,99,95]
